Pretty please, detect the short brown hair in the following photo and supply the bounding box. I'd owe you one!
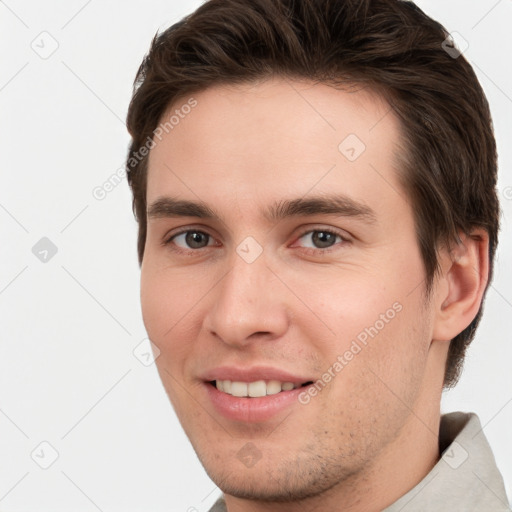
[125,0,500,388]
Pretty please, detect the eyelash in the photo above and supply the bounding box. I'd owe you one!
[162,226,350,256]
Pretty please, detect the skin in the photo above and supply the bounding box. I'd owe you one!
[140,77,489,511]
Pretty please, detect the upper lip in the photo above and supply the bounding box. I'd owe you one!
[200,366,313,384]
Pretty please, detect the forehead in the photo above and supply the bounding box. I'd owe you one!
[146,77,407,218]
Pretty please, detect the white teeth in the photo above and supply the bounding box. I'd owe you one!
[222,380,232,393]
[215,379,302,397]
[248,380,266,397]
[266,380,282,395]
[231,381,248,397]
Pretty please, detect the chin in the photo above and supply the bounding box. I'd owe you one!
[204,470,323,503]
[193,440,359,504]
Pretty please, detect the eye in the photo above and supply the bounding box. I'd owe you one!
[294,228,348,252]
[164,230,215,251]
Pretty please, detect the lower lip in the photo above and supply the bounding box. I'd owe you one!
[204,382,308,422]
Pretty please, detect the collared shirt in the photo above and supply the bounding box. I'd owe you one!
[208,411,511,511]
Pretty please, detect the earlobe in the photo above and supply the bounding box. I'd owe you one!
[432,230,489,342]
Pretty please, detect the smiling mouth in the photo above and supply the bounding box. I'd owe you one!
[210,379,314,398]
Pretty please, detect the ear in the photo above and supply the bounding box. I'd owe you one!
[432,229,490,342]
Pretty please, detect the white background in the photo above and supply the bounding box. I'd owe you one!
[1,0,511,510]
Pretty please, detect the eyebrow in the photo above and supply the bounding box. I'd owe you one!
[146,194,377,224]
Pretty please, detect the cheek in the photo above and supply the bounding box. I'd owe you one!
[293,271,402,351]
[352,296,431,410]
[140,262,215,376]
[140,271,170,340]
[140,266,192,346]
[297,262,429,393]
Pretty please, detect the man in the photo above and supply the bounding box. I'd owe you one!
[124,0,510,510]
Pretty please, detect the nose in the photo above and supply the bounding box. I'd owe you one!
[203,250,289,348]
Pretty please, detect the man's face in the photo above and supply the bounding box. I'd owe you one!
[141,78,440,500]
